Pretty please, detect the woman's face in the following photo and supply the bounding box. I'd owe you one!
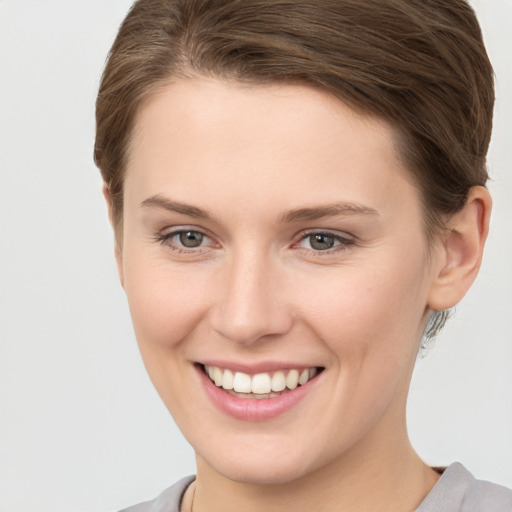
[119,78,440,484]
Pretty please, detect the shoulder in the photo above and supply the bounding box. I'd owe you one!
[118,476,195,512]
[464,472,512,511]
[417,463,512,512]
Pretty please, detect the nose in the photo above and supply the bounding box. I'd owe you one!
[209,250,293,346]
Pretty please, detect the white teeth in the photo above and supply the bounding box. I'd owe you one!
[285,369,299,390]
[213,366,223,387]
[299,369,309,385]
[251,373,271,394]
[204,365,319,395]
[222,369,234,390]
[233,372,252,393]
[271,371,286,392]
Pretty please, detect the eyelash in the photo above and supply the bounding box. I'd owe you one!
[153,229,216,254]
[295,230,356,255]
[153,228,356,255]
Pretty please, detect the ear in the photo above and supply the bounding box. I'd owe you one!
[428,186,492,311]
[102,185,125,288]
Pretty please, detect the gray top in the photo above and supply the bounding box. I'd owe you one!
[120,463,512,512]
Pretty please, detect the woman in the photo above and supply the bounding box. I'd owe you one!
[94,1,512,511]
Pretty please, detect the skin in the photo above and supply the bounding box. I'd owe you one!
[109,77,491,512]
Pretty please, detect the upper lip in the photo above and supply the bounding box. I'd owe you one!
[197,360,323,375]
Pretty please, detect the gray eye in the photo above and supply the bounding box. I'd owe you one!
[309,233,336,251]
[179,231,204,248]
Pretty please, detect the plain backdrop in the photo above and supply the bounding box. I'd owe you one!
[0,1,511,511]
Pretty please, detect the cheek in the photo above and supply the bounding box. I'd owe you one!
[286,256,429,445]
[121,253,215,414]
[294,253,429,360]
[123,254,211,351]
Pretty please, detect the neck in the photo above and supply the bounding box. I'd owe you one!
[191,424,439,512]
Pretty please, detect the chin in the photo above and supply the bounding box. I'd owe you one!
[214,458,312,486]
[196,437,324,486]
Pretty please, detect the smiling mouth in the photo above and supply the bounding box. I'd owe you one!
[200,364,324,399]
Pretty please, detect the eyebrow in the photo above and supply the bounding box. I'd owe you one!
[278,202,379,223]
[141,195,212,219]
[141,194,379,223]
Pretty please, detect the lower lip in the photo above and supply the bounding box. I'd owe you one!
[196,365,321,421]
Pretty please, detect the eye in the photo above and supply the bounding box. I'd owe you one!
[176,230,205,248]
[154,228,216,253]
[297,231,355,252]
[305,233,338,251]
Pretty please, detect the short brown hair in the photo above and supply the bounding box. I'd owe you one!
[94,0,494,338]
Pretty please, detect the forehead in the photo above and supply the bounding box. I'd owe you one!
[125,78,420,220]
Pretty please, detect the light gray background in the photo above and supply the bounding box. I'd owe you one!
[0,1,510,511]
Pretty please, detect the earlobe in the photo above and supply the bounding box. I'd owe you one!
[102,184,125,288]
[428,186,492,311]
